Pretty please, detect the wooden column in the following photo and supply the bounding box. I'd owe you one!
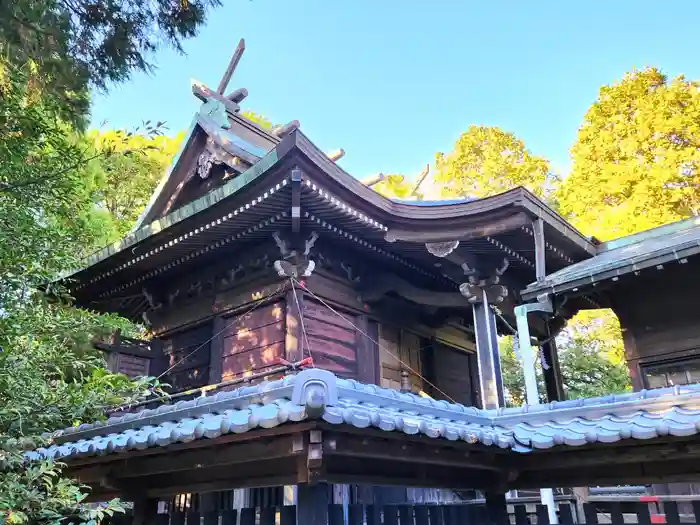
[356,316,379,384]
[296,482,330,525]
[285,289,304,362]
[542,324,565,402]
[472,289,505,409]
[485,492,509,525]
[209,316,225,383]
[132,497,159,525]
[533,218,547,283]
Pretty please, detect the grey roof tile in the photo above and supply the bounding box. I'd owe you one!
[27,370,700,462]
[523,216,700,297]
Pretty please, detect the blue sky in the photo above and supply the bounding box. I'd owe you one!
[91,1,700,181]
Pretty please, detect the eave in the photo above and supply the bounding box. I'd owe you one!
[65,129,597,315]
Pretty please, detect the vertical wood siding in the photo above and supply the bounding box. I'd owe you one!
[221,301,285,379]
[379,325,423,392]
[302,299,359,379]
[161,324,212,391]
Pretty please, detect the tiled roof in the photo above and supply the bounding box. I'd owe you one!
[523,216,700,298]
[28,370,700,462]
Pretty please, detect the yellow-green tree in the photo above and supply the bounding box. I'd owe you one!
[373,174,413,199]
[433,125,553,200]
[558,67,700,240]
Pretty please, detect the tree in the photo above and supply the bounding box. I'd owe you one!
[433,125,555,200]
[0,0,223,125]
[90,129,185,239]
[373,174,413,199]
[0,59,155,523]
[558,67,700,240]
[499,312,631,407]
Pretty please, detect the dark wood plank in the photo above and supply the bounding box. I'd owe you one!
[356,316,378,384]
[260,507,276,525]
[663,502,681,525]
[348,504,364,525]
[366,505,381,525]
[558,504,575,525]
[280,505,296,525]
[185,510,200,525]
[170,512,185,525]
[208,316,225,383]
[609,502,624,525]
[384,505,399,525]
[221,342,285,377]
[428,505,444,525]
[239,507,255,525]
[414,505,429,525]
[397,505,413,525]
[303,300,356,329]
[222,322,285,356]
[514,504,530,525]
[285,290,304,362]
[306,334,357,361]
[583,503,599,525]
[297,483,329,525]
[222,302,285,336]
[635,503,652,525]
[220,510,238,525]
[535,504,551,525]
[328,504,345,525]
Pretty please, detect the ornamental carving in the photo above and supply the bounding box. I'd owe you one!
[425,240,460,257]
[458,258,510,304]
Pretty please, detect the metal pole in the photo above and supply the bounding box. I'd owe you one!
[514,304,559,524]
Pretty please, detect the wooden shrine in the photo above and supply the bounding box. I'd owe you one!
[36,40,700,523]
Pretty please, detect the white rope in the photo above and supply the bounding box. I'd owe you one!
[291,277,457,404]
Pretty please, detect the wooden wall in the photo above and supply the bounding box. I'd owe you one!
[302,299,361,379]
[422,343,479,406]
[612,260,700,390]
[221,301,285,380]
[161,323,212,391]
[379,326,423,392]
[111,353,151,379]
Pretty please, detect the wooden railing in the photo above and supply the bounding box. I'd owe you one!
[100,501,700,525]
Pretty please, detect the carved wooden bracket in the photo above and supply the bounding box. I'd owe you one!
[458,259,510,304]
[273,231,319,278]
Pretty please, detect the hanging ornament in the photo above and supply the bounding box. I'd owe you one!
[425,240,460,257]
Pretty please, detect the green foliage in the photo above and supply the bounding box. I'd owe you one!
[0,59,154,523]
[558,67,700,240]
[499,311,631,407]
[242,111,274,131]
[433,125,554,200]
[0,0,223,126]
[373,174,413,199]
[89,129,185,238]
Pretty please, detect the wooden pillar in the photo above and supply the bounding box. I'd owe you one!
[297,482,330,525]
[542,325,565,402]
[472,289,504,409]
[285,289,304,363]
[485,492,509,525]
[132,497,159,525]
[209,317,225,383]
[533,218,546,283]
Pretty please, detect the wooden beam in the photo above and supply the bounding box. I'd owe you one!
[325,434,504,472]
[217,38,245,94]
[359,273,470,308]
[409,163,430,197]
[355,315,378,384]
[296,483,330,525]
[472,290,505,408]
[533,218,546,282]
[361,173,385,187]
[291,168,302,233]
[285,288,304,362]
[385,212,530,243]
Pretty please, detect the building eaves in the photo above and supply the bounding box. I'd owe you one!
[522,216,700,300]
[27,370,700,463]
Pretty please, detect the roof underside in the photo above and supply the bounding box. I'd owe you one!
[65,129,597,321]
[522,216,700,300]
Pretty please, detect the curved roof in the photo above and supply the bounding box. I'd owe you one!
[30,368,700,462]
